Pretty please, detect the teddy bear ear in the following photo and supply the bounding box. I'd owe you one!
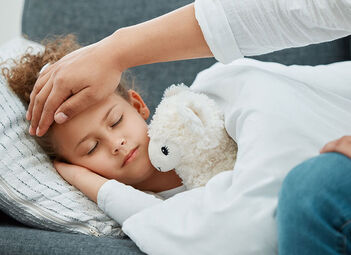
[178,105,218,149]
[178,105,205,133]
[163,83,189,98]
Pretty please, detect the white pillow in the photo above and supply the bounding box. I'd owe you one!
[0,36,122,237]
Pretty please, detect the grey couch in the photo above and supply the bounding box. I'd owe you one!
[0,0,350,254]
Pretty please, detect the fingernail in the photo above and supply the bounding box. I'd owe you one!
[39,63,50,74]
[29,125,33,135]
[36,127,40,136]
[55,112,68,124]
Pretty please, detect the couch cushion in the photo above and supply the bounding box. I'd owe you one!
[251,36,351,66]
[0,222,144,255]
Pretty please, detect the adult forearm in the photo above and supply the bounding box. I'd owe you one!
[112,3,213,71]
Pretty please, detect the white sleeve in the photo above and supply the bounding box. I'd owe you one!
[97,180,163,224]
[194,0,351,63]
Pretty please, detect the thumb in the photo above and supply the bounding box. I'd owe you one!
[54,89,100,124]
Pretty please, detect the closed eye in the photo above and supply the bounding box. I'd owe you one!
[87,142,98,155]
[111,115,123,127]
[87,115,124,155]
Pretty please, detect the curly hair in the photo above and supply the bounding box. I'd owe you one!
[1,34,139,162]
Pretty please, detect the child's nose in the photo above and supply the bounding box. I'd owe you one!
[112,138,126,154]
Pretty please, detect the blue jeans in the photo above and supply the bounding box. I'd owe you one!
[277,152,351,254]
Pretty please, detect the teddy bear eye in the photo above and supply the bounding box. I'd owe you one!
[161,146,169,156]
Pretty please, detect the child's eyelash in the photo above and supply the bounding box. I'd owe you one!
[87,115,124,155]
[111,115,123,127]
[88,142,98,155]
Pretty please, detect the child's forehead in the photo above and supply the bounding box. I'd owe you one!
[66,95,125,123]
[50,94,129,147]
[110,92,128,104]
[96,93,126,109]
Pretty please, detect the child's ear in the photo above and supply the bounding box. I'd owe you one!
[128,89,150,120]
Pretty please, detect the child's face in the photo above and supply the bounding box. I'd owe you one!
[51,90,156,186]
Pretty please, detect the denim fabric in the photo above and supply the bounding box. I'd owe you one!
[277,152,351,255]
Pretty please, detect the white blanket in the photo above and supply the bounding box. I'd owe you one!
[121,58,351,254]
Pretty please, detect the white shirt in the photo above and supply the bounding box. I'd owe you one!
[97,180,185,224]
[157,185,187,199]
[195,0,351,64]
[98,1,351,254]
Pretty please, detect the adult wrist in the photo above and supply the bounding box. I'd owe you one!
[109,28,132,73]
[94,29,129,75]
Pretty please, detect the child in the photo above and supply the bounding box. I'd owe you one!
[1,35,186,224]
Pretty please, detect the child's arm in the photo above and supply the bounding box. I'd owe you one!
[53,161,163,224]
[53,160,107,203]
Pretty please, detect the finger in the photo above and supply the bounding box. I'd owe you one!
[39,63,51,75]
[333,137,351,158]
[38,62,57,78]
[328,141,351,159]
[27,63,59,121]
[36,81,73,137]
[29,76,54,136]
[319,140,338,153]
[54,87,98,124]
[320,137,351,158]
[36,91,56,137]
[26,70,52,121]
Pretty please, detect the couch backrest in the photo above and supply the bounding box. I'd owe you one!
[22,0,351,119]
[251,37,350,66]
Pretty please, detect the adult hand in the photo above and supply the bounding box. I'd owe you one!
[27,33,123,137]
[53,160,108,203]
[320,136,351,159]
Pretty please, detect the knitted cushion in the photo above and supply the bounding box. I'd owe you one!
[0,36,122,237]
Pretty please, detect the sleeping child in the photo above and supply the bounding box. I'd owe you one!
[1,35,188,224]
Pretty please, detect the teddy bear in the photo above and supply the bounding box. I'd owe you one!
[147,84,238,190]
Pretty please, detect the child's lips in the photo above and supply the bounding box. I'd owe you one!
[122,146,139,167]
